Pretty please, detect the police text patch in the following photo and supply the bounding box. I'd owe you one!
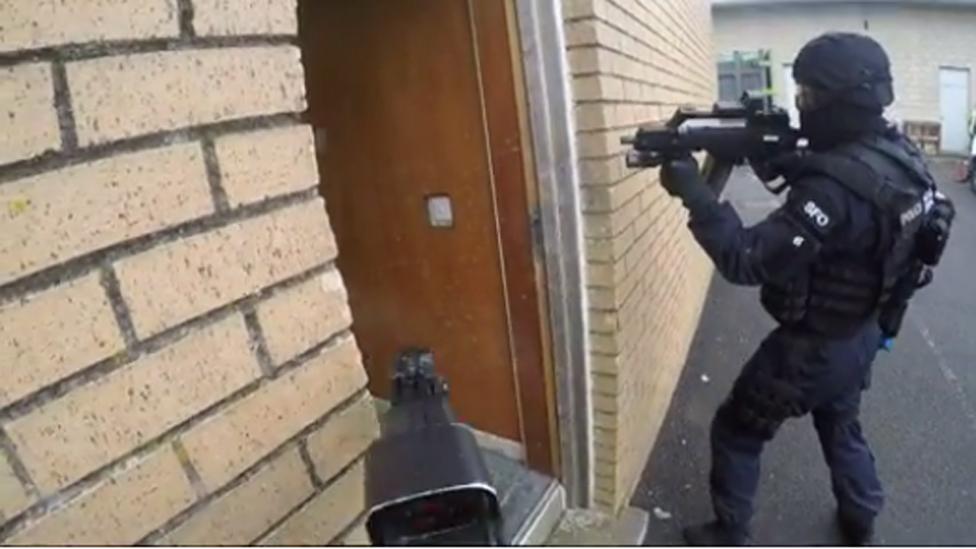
[803,200,831,228]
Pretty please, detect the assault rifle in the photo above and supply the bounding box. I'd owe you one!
[621,93,802,195]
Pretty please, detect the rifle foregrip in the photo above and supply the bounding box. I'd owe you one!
[702,155,734,196]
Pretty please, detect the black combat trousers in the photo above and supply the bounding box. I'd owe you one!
[708,322,886,535]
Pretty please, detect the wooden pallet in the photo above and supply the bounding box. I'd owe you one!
[903,120,941,155]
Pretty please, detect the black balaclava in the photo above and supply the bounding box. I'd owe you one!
[798,104,888,151]
[793,33,895,151]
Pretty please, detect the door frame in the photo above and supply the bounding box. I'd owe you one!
[297,0,591,506]
[466,0,560,477]
[514,0,593,508]
[297,0,562,475]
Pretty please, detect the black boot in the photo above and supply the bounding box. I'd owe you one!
[682,521,750,546]
[837,511,874,546]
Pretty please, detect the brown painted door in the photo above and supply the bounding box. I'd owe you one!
[300,0,522,441]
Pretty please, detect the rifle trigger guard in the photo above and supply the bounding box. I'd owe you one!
[762,179,792,195]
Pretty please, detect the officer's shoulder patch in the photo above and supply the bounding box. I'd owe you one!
[784,180,845,237]
[801,199,832,229]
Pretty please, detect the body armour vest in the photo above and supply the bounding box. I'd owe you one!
[760,133,935,338]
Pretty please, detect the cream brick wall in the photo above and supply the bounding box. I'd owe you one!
[713,3,976,125]
[258,461,366,545]
[1,143,214,284]
[158,448,314,546]
[68,47,306,146]
[0,63,60,165]
[0,0,375,544]
[563,0,716,511]
[0,0,179,53]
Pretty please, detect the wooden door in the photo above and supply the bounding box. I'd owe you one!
[300,0,532,444]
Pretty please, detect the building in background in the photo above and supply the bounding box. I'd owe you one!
[0,0,713,543]
[713,0,976,154]
[716,49,774,104]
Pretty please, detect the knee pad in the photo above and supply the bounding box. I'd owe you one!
[715,397,782,441]
[724,372,809,440]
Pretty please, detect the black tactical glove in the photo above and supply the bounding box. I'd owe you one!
[660,155,715,211]
[748,151,804,183]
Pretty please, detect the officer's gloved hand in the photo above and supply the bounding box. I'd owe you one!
[660,155,715,211]
[748,151,803,183]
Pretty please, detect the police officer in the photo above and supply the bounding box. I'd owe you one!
[659,33,946,545]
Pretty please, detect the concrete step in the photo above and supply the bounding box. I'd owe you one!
[545,507,650,546]
[482,449,564,545]
[371,398,565,544]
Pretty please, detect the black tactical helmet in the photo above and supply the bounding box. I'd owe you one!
[792,33,894,112]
